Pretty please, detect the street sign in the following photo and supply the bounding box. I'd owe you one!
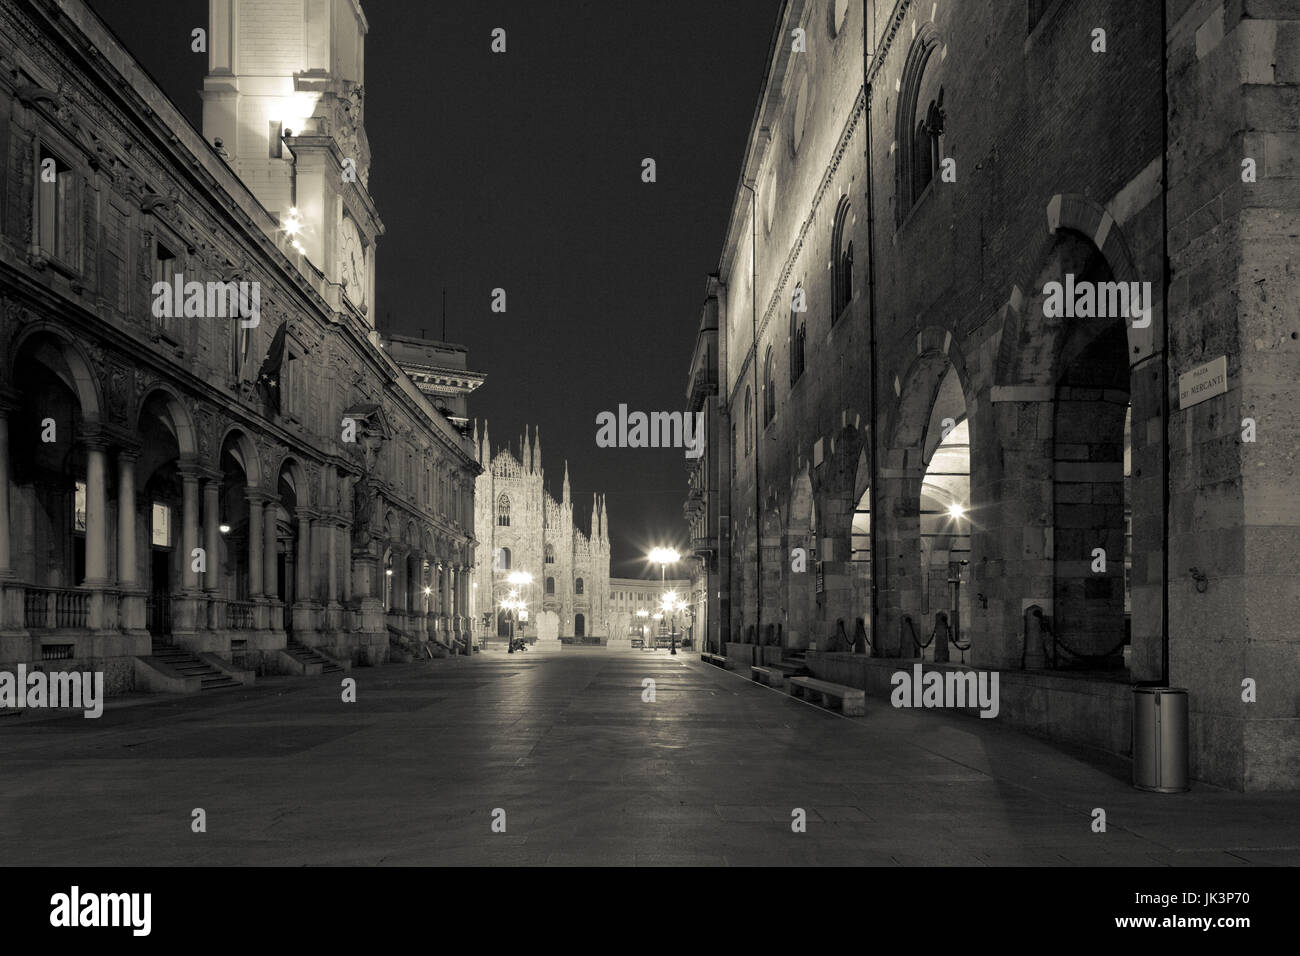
[1178,355,1227,409]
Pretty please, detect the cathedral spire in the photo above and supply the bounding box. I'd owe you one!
[562,461,570,507]
[526,425,535,473]
[591,493,599,540]
[600,494,608,544]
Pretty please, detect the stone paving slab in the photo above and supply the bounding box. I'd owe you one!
[0,647,1297,866]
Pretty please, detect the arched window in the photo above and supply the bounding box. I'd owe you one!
[762,345,776,426]
[545,576,555,594]
[897,28,944,221]
[545,543,555,564]
[831,197,853,319]
[743,386,752,455]
[789,286,806,384]
[496,547,511,570]
[575,578,584,595]
[496,493,510,527]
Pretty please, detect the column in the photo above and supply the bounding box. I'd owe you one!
[179,469,201,591]
[116,451,139,588]
[82,435,110,585]
[296,515,312,602]
[203,477,220,592]
[0,405,11,578]
[263,499,278,599]
[326,516,338,605]
[246,489,264,597]
[339,521,352,602]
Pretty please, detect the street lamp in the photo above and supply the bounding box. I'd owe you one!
[500,593,526,653]
[636,608,650,651]
[648,547,680,651]
[661,591,689,656]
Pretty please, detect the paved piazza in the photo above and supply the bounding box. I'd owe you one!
[1,649,1297,867]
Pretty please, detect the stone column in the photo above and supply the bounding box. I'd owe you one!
[82,434,110,586]
[246,489,265,597]
[326,514,338,605]
[179,469,201,591]
[0,403,11,578]
[117,451,139,589]
[203,477,221,593]
[264,499,279,629]
[296,514,311,600]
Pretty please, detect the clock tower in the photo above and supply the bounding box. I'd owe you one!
[200,0,383,324]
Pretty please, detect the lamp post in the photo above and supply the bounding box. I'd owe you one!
[636,608,649,650]
[501,591,525,653]
[648,547,680,651]
[504,571,532,651]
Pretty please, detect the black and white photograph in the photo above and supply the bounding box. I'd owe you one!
[0,0,1296,937]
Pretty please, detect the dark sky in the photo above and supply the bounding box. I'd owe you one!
[86,0,781,577]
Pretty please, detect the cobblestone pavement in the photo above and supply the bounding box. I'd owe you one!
[1,647,1297,866]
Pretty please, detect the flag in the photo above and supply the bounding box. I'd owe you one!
[256,323,287,414]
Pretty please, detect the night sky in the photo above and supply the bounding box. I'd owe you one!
[85,0,782,576]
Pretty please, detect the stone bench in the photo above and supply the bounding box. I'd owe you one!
[750,665,783,688]
[701,652,728,669]
[787,675,866,716]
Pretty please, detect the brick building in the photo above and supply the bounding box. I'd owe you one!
[695,0,1298,789]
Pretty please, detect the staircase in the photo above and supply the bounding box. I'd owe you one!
[771,651,810,681]
[149,638,242,691]
[284,637,345,674]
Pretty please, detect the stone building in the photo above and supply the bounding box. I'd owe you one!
[0,0,480,693]
[695,0,1298,789]
[471,425,610,640]
[608,576,693,647]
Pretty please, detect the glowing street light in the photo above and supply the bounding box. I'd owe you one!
[948,503,965,519]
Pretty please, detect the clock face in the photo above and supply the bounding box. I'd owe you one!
[340,217,366,307]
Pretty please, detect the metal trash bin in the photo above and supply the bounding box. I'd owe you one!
[1132,685,1189,792]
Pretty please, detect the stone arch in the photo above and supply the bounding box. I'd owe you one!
[278,455,309,508]
[996,192,1153,386]
[983,204,1156,674]
[878,332,975,658]
[785,465,817,649]
[8,323,103,422]
[137,385,198,459]
[217,426,261,488]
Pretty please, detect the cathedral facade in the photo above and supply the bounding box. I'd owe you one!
[0,0,479,692]
[472,425,609,640]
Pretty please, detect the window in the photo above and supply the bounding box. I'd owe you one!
[495,547,511,570]
[36,147,78,266]
[153,240,178,336]
[831,197,853,319]
[546,577,555,595]
[151,503,171,548]
[545,543,554,564]
[231,322,251,379]
[269,120,284,159]
[497,493,510,527]
[743,386,752,456]
[896,30,944,222]
[763,346,776,426]
[575,578,584,595]
[790,287,806,384]
[73,480,87,532]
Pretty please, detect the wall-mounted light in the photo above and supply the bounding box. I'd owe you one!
[218,524,231,534]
